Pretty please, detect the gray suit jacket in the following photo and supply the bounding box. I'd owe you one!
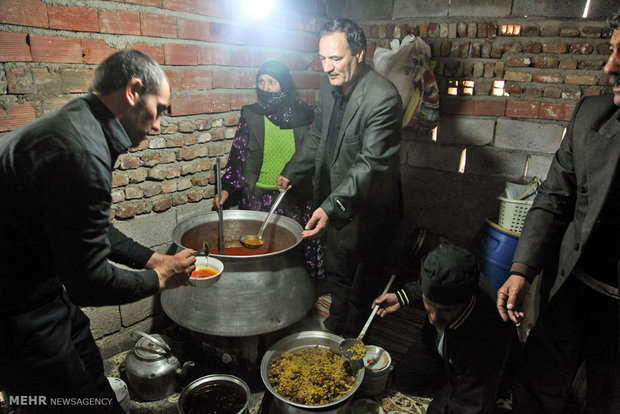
[514,94,620,299]
[282,65,403,251]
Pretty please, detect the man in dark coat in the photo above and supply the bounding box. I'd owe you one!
[0,50,196,413]
[374,244,515,414]
[496,8,620,414]
[279,18,403,336]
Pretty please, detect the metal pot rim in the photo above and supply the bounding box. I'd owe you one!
[178,374,250,414]
[172,210,303,259]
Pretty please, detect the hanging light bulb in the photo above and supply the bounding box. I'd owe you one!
[242,0,273,19]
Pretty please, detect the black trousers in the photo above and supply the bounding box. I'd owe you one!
[392,322,447,395]
[319,224,392,338]
[513,276,620,414]
[0,290,124,414]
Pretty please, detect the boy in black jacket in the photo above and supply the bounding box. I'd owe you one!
[374,244,514,414]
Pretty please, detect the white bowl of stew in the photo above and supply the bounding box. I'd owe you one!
[187,256,224,288]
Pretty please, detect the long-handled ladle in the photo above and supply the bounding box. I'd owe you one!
[215,157,225,254]
[340,274,397,371]
[240,188,289,249]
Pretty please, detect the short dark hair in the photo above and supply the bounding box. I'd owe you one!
[91,49,168,96]
[609,8,620,29]
[319,18,367,55]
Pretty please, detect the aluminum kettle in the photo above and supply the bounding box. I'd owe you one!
[124,331,194,401]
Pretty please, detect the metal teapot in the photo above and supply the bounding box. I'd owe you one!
[124,331,194,401]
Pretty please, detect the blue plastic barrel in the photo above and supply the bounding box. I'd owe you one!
[477,219,520,291]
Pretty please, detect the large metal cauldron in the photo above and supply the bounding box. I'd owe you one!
[260,331,365,414]
[161,210,314,336]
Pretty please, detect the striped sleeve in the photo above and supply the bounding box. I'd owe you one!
[396,289,410,307]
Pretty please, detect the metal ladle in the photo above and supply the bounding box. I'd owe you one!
[215,157,225,255]
[340,274,397,370]
[194,240,210,257]
[240,188,289,249]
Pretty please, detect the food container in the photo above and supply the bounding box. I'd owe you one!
[260,331,365,414]
[359,345,391,396]
[178,374,250,414]
[162,211,314,336]
[186,256,224,288]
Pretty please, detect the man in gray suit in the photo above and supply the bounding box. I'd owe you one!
[497,8,620,414]
[279,19,403,336]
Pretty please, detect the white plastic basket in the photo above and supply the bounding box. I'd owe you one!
[497,195,533,234]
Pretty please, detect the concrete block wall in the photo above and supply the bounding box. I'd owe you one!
[339,0,617,245]
[0,0,325,356]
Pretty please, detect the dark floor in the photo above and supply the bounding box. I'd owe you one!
[105,293,520,414]
[104,296,435,413]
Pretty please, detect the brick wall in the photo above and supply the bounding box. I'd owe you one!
[358,13,614,246]
[1,0,617,354]
[0,0,324,356]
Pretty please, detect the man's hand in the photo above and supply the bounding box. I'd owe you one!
[497,275,530,324]
[302,208,328,238]
[149,250,196,290]
[213,190,229,210]
[373,293,401,317]
[277,175,290,191]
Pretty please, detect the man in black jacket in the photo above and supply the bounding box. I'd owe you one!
[279,18,403,337]
[497,8,620,413]
[0,50,196,413]
[374,244,514,414]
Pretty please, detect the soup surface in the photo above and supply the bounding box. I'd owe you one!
[191,268,218,278]
[210,246,271,256]
[182,381,246,414]
[179,219,298,256]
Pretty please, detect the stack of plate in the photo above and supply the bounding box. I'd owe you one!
[107,376,131,411]
[359,345,392,396]
[351,398,384,414]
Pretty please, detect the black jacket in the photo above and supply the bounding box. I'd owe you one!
[0,93,159,316]
[514,95,620,300]
[398,283,514,414]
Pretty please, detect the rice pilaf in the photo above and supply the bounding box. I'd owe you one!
[268,346,355,405]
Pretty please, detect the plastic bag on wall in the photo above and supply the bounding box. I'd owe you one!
[373,35,439,130]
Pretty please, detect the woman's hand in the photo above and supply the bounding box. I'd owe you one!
[277,175,290,191]
[213,190,229,210]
